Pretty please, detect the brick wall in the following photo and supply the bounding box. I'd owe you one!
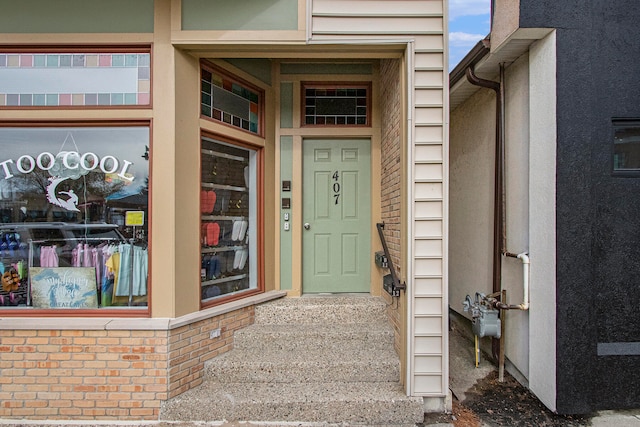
[0,305,254,420]
[380,58,404,356]
[168,306,254,398]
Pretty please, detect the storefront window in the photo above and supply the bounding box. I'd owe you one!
[0,125,149,310]
[201,136,259,304]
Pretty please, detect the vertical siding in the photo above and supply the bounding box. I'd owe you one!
[310,0,446,396]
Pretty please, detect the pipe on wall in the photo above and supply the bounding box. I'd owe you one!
[504,252,530,310]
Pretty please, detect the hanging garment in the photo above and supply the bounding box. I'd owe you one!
[114,244,148,297]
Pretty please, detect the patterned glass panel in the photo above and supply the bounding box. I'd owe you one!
[0,51,151,107]
[303,84,370,126]
[201,67,261,135]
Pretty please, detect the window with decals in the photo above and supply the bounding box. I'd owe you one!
[0,125,150,310]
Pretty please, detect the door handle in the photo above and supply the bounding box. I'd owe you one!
[304,223,311,230]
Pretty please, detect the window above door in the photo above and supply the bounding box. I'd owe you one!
[302,82,371,127]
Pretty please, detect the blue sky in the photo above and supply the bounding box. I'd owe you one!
[448,0,491,70]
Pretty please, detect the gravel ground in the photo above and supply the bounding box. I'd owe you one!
[420,370,592,426]
[419,325,594,427]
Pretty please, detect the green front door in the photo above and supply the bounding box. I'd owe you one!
[302,139,371,293]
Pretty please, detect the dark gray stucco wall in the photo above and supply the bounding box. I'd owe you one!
[520,0,640,415]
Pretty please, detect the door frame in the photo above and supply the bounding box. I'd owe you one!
[283,134,382,297]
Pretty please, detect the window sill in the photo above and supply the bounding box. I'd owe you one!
[0,290,287,331]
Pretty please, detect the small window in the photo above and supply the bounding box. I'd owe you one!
[613,119,640,174]
[0,49,151,107]
[200,63,263,136]
[302,82,371,126]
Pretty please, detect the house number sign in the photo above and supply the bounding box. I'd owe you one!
[332,171,340,205]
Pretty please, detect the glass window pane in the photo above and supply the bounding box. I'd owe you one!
[0,126,150,310]
[614,121,640,172]
[200,137,258,304]
[0,51,151,107]
[200,65,262,136]
[302,83,370,127]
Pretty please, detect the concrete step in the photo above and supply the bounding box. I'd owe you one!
[233,322,395,352]
[204,346,400,383]
[160,296,422,426]
[160,381,424,425]
[254,295,388,325]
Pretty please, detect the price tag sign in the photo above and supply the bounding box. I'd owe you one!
[125,211,145,227]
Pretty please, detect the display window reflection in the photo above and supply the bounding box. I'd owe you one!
[200,136,260,305]
[0,125,149,310]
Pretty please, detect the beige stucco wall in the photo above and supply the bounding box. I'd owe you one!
[449,88,496,312]
[491,0,521,51]
[502,53,530,381]
[449,54,533,382]
[449,31,558,409]
[527,30,557,412]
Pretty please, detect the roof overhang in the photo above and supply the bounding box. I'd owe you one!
[449,27,554,111]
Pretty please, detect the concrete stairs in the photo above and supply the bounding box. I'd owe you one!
[160,295,424,426]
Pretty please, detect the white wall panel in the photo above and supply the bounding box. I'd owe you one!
[415,88,444,106]
[415,143,442,161]
[414,335,442,353]
[415,182,443,199]
[415,52,444,68]
[415,107,444,124]
[414,220,442,237]
[414,35,444,50]
[414,355,443,372]
[415,258,443,276]
[415,296,442,314]
[414,316,443,334]
[414,163,443,180]
[312,16,442,34]
[313,0,443,15]
[414,277,442,295]
[415,70,444,87]
[414,375,443,393]
[415,239,443,257]
[415,125,443,143]
[415,200,442,218]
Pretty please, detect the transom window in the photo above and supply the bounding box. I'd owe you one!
[200,63,263,136]
[303,82,371,126]
[0,49,151,107]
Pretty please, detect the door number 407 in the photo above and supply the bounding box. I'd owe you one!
[332,171,340,205]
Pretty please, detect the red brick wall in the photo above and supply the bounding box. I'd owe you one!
[0,306,254,420]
